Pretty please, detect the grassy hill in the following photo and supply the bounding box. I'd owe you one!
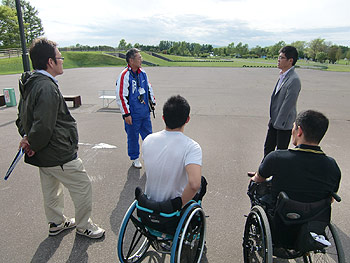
[1,51,349,75]
[62,51,125,68]
[0,51,126,75]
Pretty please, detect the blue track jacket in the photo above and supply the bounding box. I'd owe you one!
[116,65,156,120]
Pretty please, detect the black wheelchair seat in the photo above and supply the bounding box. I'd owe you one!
[272,192,332,253]
[135,187,182,214]
[135,187,183,235]
[275,192,331,225]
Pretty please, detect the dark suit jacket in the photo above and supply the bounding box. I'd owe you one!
[269,67,301,130]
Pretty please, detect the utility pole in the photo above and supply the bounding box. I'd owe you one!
[15,0,30,72]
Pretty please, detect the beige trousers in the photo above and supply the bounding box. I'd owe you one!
[39,158,92,229]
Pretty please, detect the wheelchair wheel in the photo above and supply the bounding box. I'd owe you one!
[303,222,345,263]
[243,205,273,263]
[171,202,206,263]
[118,200,150,263]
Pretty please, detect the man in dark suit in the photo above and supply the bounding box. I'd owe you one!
[263,45,301,158]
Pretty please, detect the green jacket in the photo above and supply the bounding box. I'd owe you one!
[16,71,78,167]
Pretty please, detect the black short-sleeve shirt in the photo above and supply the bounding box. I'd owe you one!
[258,144,341,203]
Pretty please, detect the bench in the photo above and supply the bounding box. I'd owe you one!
[99,90,117,108]
[64,95,81,108]
[0,94,5,106]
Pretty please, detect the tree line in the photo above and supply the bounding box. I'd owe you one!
[1,0,349,64]
[66,39,350,64]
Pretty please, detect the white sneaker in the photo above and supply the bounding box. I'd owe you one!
[49,217,76,236]
[77,223,105,239]
[132,159,142,169]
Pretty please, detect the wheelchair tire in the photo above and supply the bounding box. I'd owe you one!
[117,200,150,263]
[303,222,345,263]
[171,202,206,263]
[243,205,273,263]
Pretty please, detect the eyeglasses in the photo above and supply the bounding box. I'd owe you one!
[56,57,65,60]
[278,56,288,60]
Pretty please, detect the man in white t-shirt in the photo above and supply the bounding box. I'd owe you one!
[142,95,203,206]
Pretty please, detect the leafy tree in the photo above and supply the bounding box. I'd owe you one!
[235,42,249,56]
[21,0,44,44]
[213,47,226,56]
[192,43,201,56]
[316,51,328,63]
[118,39,127,50]
[307,38,327,60]
[159,40,173,51]
[338,45,349,57]
[291,41,307,58]
[335,47,343,61]
[346,50,350,59]
[227,42,235,56]
[126,43,133,50]
[0,5,19,47]
[327,45,338,64]
[3,0,44,45]
[178,41,190,56]
[250,45,265,57]
[201,44,213,54]
[268,41,285,58]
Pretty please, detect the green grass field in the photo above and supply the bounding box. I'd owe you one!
[1,51,349,75]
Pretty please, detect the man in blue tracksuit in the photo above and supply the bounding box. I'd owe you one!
[116,48,156,168]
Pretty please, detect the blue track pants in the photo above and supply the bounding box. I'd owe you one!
[124,115,152,160]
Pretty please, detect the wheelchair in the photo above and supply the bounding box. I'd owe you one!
[117,186,206,263]
[243,180,345,263]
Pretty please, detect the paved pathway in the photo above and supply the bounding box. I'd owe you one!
[0,67,349,262]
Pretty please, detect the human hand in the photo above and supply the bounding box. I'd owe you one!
[19,136,35,157]
[125,115,132,125]
[248,179,257,193]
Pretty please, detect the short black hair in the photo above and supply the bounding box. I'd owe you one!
[295,110,329,144]
[279,45,298,66]
[126,48,140,63]
[29,38,57,70]
[163,95,190,129]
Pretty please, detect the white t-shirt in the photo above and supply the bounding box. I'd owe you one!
[142,130,202,202]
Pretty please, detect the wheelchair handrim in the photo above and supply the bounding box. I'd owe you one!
[171,203,206,263]
[117,200,150,262]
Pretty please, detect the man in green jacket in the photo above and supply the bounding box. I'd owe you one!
[16,38,105,239]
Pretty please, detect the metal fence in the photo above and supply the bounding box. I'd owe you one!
[0,48,22,58]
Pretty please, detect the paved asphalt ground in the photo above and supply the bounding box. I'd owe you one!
[0,67,349,263]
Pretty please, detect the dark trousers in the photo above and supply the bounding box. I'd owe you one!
[263,123,291,158]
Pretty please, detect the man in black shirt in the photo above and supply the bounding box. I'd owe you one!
[250,110,341,203]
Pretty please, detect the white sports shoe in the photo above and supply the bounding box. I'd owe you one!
[49,217,76,236]
[77,223,105,239]
[132,159,142,169]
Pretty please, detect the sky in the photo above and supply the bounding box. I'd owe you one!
[28,0,350,48]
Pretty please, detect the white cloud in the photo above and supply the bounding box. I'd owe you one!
[29,0,350,47]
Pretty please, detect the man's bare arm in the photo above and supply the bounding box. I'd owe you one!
[181,164,201,206]
[251,172,266,183]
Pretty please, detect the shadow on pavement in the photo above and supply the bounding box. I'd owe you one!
[30,229,72,263]
[335,224,350,262]
[66,234,105,263]
[110,166,146,236]
[134,246,209,263]
[30,228,105,263]
[142,251,167,263]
